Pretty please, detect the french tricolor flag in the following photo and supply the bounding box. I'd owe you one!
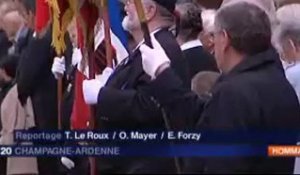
[71,0,128,130]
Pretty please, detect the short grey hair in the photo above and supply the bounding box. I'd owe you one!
[221,0,276,28]
[277,21,300,46]
[176,2,203,41]
[215,2,272,55]
[273,4,300,52]
[276,4,300,23]
[201,9,216,34]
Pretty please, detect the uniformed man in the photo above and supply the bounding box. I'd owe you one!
[82,0,189,173]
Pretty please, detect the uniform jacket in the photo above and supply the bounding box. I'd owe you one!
[97,28,189,130]
[95,28,189,174]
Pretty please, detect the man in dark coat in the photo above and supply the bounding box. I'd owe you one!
[176,1,218,84]
[140,2,300,174]
[82,0,189,173]
[15,1,61,175]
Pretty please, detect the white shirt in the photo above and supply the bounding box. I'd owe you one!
[134,28,163,51]
[180,39,203,51]
[283,61,300,104]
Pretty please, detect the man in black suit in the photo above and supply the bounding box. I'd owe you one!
[140,2,300,173]
[82,0,189,173]
[176,1,218,85]
[15,1,61,175]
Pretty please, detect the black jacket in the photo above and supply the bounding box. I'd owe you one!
[97,28,189,130]
[14,28,33,55]
[148,48,300,173]
[183,46,218,82]
[17,29,58,130]
[95,29,189,173]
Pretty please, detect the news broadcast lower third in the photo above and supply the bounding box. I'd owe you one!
[0,130,300,157]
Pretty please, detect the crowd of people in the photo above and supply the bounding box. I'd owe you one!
[0,0,299,174]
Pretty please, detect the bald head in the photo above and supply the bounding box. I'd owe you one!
[0,1,18,29]
[2,10,24,41]
[0,1,17,16]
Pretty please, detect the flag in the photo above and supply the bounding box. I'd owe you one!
[47,0,78,55]
[94,0,129,65]
[77,0,99,49]
[70,0,98,130]
[70,0,129,129]
[35,0,51,35]
[94,19,128,66]
[108,0,128,47]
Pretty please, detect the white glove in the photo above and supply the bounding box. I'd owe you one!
[51,56,66,79]
[139,36,171,79]
[83,67,114,105]
[83,79,104,105]
[97,67,113,82]
[72,48,82,66]
[61,157,75,170]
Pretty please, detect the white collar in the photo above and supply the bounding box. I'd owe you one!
[134,28,162,51]
[180,39,203,51]
[282,60,300,70]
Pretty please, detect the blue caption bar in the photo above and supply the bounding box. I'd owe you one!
[0,144,268,157]
[13,130,300,144]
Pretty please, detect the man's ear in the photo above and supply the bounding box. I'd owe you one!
[145,3,157,22]
[221,29,230,51]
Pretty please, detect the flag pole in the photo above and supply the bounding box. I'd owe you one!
[88,1,113,174]
[133,0,153,48]
[101,0,113,68]
[133,1,182,173]
[57,78,63,130]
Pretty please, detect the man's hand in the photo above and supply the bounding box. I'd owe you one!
[97,67,114,83]
[83,67,114,105]
[72,48,82,66]
[61,157,75,170]
[83,79,104,105]
[139,35,171,79]
[51,56,66,79]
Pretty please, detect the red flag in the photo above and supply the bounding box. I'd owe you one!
[71,0,99,130]
[77,0,99,49]
[71,70,91,129]
[35,0,51,35]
